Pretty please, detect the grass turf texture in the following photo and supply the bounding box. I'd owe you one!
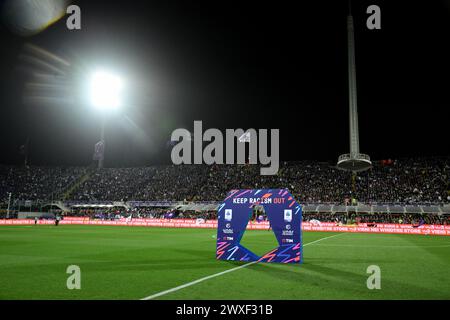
[0,225,449,299]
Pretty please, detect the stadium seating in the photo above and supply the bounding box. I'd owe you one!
[1,158,449,205]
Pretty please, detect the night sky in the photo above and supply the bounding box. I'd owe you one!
[0,0,449,167]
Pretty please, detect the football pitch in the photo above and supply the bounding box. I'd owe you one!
[0,225,449,300]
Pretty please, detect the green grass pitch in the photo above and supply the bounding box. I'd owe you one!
[0,225,449,299]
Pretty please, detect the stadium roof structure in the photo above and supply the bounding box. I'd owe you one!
[302,203,450,215]
[337,153,372,172]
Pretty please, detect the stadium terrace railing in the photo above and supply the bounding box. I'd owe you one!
[1,219,449,236]
[4,200,449,215]
[62,201,450,214]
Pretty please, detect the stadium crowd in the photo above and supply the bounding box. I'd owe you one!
[303,212,450,225]
[1,157,449,205]
[0,165,87,204]
[354,158,450,204]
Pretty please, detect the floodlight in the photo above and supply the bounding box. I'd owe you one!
[89,70,123,110]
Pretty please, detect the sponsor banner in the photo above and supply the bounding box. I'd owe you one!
[0,219,449,235]
[0,219,54,225]
[301,222,450,235]
[302,222,450,231]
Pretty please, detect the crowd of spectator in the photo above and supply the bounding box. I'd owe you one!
[0,165,87,204]
[70,167,156,202]
[354,158,450,203]
[1,157,449,205]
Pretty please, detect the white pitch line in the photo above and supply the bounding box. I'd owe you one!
[140,232,346,300]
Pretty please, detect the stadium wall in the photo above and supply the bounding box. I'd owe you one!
[0,218,449,236]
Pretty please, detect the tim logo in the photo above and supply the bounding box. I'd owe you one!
[284,209,292,223]
[225,209,233,221]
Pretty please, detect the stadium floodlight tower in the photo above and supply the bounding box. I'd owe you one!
[337,4,372,172]
[89,70,124,168]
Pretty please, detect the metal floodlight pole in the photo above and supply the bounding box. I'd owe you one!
[6,193,12,219]
[347,13,360,157]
